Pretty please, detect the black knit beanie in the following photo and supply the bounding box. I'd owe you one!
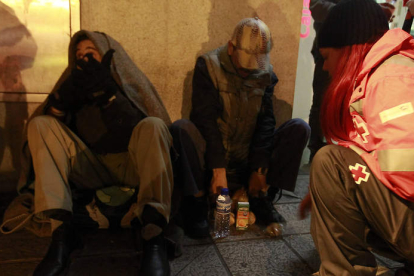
[318,0,389,48]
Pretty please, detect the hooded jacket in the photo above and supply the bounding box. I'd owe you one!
[17,30,171,193]
[339,29,414,201]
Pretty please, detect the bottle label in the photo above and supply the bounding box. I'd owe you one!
[216,201,231,213]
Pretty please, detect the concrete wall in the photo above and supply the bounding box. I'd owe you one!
[81,0,303,123]
[0,0,303,191]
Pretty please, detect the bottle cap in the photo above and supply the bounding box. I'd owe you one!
[221,188,229,195]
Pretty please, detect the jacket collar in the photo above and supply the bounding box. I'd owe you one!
[218,44,272,85]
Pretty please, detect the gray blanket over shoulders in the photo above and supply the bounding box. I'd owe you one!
[17,30,171,193]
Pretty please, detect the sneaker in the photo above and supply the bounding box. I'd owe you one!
[249,196,286,225]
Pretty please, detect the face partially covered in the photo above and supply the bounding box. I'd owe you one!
[227,41,255,78]
[75,39,102,62]
[319,47,343,77]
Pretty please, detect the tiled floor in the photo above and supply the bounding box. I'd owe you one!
[0,174,405,275]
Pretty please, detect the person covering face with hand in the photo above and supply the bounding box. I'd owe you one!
[22,30,173,276]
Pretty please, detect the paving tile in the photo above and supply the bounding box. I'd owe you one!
[278,175,309,204]
[217,239,313,276]
[284,234,320,272]
[299,164,311,176]
[275,203,310,235]
[285,235,402,274]
[0,261,38,276]
[277,192,302,204]
[373,253,404,270]
[181,234,213,246]
[66,252,140,276]
[171,244,211,275]
[212,223,271,243]
[0,231,50,262]
[174,245,230,276]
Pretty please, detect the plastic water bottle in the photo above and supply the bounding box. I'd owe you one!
[214,188,231,238]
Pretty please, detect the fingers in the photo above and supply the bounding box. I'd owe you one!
[86,53,101,67]
[75,49,113,73]
[298,202,308,220]
[76,53,100,72]
[298,193,312,220]
[210,176,228,195]
[248,172,267,197]
[75,58,89,71]
[101,49,115,68]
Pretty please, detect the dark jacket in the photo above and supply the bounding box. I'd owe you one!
[190,45,278,171]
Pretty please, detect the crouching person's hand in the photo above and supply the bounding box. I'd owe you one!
[210,168,228,195]
[299,192,312,220]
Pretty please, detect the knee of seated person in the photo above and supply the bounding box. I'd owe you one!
[309,145,339,196]
[285,118,310,136]
[170,119,194,134]
[27,115,58,135]
[132,117,171,144]
[135,117,166,131]
[292,118,311,135]
[310,145,343,191]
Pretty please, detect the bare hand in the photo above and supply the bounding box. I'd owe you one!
[299,192,312,220]
[248,171,268,197]
[210,168,228,195]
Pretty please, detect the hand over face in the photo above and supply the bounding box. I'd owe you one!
[72,49,117,106]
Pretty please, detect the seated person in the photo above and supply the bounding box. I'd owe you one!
[299,0,414,275]
[171,17,310,237]
[22,30,173,276]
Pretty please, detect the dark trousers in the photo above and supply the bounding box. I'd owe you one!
[308,52,330,162]
[170,118,310,196]
[310,145,414,275]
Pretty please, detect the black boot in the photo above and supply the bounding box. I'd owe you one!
[140,234,170,276]
[250,196,286,225]
[139,205,170,276]
[33,222,82,276]
[182,196,209,239]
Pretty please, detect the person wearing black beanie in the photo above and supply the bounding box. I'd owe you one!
[318,0,389,48]
[299,0,414,275]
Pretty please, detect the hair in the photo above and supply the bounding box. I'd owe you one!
[320,36,383,144]
[74,33,90,46]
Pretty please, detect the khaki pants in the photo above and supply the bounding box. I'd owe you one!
[27,115,173,223]
[310,145,414,276]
